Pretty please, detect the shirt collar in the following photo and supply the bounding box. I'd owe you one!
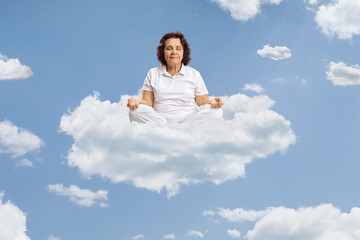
[161,64,187,76]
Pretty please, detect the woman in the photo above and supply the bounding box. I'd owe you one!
[127,32,224,125]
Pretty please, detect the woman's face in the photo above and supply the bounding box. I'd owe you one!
[164,38,183,66]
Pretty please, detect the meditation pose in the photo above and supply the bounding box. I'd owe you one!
[127,32,224,125]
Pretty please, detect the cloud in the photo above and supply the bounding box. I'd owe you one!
[132,234,144,240]
[326,61,360,86]
[257,44,292,61]
[315,0,360,40]
[60,91,295,198]
[187,230,204,238]
[209,0,284,22]
[0,53,33,80]
[206,207,271,222]
[308,0,319,5]
[242,83,264,94]
[0,192,30,240]
[207,204,360,240]
[203,210,216,216]
[271,77,285,83]
[226,229,241,238]
[0,120,44,158]
[48,235,61,240]
[304,0,319,7]
[164,233,176,239]
[15,159,34,168]
[47,184,108,207]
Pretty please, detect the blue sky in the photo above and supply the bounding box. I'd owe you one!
[1,0,360,239]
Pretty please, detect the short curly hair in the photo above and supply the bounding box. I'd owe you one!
[157,32,191,66]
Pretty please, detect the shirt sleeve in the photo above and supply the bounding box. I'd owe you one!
[195,71,209,96]
[142,70,153,91]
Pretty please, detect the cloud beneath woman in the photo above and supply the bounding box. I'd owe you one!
[59,90,295,197]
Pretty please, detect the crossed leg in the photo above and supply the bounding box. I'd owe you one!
[129,104,168,125]
[129,104,223,125]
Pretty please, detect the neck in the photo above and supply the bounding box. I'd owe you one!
[166,64,182,76]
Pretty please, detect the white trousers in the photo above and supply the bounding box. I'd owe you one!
[129,104,223,125]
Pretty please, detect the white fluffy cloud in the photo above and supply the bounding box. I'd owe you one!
[226,229,241,238]
[0,53,33,80]
[0,192,30,240]
[207,204,360,240]
[326,61,360,86]
[257,44,292,61]
[60,91,295,198]
[187,230,204,238]
[210,0,284,22]
[242,83,264,94]
[315,0,360,40]
[163,233,176,239]
[0,120,44,158]
[47,184,108,207]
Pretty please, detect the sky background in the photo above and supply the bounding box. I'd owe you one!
[1,0,360,239]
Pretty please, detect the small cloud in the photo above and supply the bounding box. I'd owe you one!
[315,0,360,40]
[226,229,241,238]
[271,77,285,83]
[301,79,307,85]
[0,192,30,240]
[47,184,108,207]
[305,6,316,12]
[15,159,33,168]
[210,0,285,22]
[242,83,264,94]
[307,0,319,6]
[164,233,176,239]
[206,207,271,222]
[203,210,215,216]
[187,230,204,238]
[132,234,144,240]
[48,235,61,240]
[0,120,44,158]
[99,202,109,208]
[326,61,360,86]
[257,44,292,61]
[0,52,33,80]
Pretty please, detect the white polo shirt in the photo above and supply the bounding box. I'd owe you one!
[142,64,209,123]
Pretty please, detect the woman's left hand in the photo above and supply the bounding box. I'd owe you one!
[210,97,224,108]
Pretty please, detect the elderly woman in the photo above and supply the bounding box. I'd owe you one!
[127,32,224,125]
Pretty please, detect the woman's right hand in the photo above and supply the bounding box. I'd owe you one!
[127,97,141,110]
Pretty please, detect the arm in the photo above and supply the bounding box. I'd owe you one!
[127,90,154,110]
[195,94,224,108]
